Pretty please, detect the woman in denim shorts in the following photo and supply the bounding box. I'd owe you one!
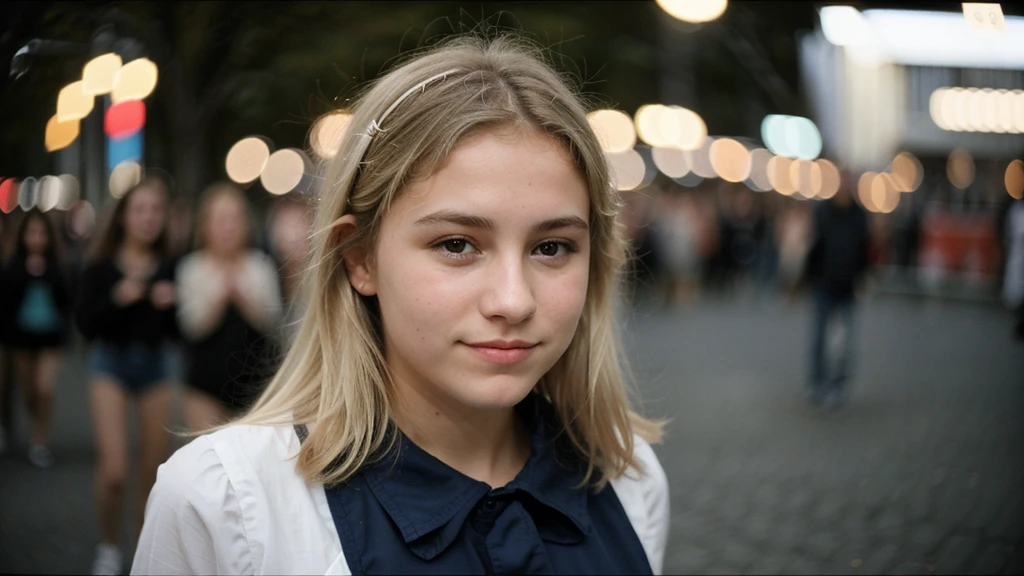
[76,176,180,576]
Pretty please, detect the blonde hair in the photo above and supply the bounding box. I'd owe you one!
[192,181,258,251]
[232,34,663,488]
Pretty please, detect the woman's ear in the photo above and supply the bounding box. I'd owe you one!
[330,214,377,296]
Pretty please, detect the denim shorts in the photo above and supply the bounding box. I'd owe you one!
[88,343,174,395]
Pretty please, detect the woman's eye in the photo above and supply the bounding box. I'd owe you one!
[442,238,468,253]
[535,241,572,258]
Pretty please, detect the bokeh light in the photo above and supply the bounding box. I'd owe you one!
[871,173,900,214]
[947,148,975,189]
[57,81,94,123]
[45,115,80,153]
[816,159,841,200]
[748,148,773,192]
[890,151,923,192]
[635,105,706,151]
[709,138,752,183]
[789,159,822,198]
[767,155,795,196]
[37,176,61,212]
[57,174,81,210]
[929,87,1024,133]
[606,149,646,191]
[261,148,312,195]
[586,109,637,154]
[1006,159,1024,200]
[0,179,17,214]
[311,112,353,159]
[226,136,272,184]
[761,114,822,159]
[82,53,122,96]
[652,146,689,178]
[110,161,143,199]
[111,58,158,104]
[656,0,728,23]
[18,177,39,211]
[687,137,717,179]
[858,172,877,212]
[819,6,873,47]
[105,100,146,140]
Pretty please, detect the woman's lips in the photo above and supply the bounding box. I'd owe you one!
[462,341,538,366]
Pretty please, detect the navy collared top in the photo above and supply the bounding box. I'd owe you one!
[305,394,652,575]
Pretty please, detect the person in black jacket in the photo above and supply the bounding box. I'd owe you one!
[804,169,871,409]
[0,210,71,468]
[75,176,179,576]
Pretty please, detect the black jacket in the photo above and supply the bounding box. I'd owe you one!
[805,200,870,299]
[0,255,72,346]
[75,258,180,348]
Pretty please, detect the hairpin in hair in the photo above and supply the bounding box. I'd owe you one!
[365,68,461,138]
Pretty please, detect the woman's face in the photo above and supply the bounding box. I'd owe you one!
[356,126,591,413]
[24,217,49,255]
[271,204,311,264]
[122,185,166,247]
[204,193,249,257]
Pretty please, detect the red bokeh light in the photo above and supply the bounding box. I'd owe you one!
[0,178,19,214]
[105,100,146,140]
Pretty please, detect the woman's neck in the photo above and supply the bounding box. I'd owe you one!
[390,383,531,489]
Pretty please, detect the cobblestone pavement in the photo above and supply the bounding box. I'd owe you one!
[1,294,1022,574]
[623,295,1024,575]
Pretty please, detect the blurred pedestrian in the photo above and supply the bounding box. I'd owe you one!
[1002,197,1024,340]
[804,169,870,409]
[134,36,668,576]
[0,213,14,456]
[176,182,282,430]
[266,195,313,348]
[75,176,180,576]
[0,210,72,468]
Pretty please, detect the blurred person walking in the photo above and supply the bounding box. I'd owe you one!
[0,210,72,467]
[0,213,14,456]
[176,183,282,430]
[804,170,870,409]
[266,195,313,349]
[1002,197,1024,340]
[76,177,180,576]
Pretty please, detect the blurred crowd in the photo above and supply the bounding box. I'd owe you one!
[618,175,1023,317]
[0,166,1021,573]
[0,177,312,574]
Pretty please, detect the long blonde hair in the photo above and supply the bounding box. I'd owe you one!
[233,34,663,488]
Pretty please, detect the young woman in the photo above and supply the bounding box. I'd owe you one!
[134,35,669,575]
[76,177,179,576]
[176,182,283,430]
[266,195,314,348]
[0,210,71,468]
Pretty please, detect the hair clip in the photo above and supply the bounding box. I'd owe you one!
[365,68,461,138]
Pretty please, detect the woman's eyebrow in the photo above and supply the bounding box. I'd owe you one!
[414,210,589,233]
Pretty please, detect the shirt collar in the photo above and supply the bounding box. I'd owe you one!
[362,393,593,560]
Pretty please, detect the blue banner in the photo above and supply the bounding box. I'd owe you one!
[106,131,143,173]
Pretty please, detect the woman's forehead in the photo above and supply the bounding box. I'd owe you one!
[391,128,588,222]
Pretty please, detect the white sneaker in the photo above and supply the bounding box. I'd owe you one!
[27,444,54,469]
[92,544,123,576]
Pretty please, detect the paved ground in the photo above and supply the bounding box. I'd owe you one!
[1,292,1022,575]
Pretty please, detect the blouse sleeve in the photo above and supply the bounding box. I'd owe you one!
[175,254,225,342]
[239,251,284,333]
[131,435,254,575]
[636,438,670,575]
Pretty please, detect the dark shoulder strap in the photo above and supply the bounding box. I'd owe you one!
[294,423,309,444]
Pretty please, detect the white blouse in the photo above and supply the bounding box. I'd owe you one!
[176,250,284,342]
[131,424,670,575]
